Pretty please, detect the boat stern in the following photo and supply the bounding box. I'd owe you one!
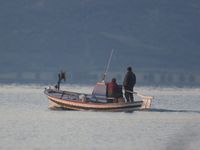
[141,97,153,109]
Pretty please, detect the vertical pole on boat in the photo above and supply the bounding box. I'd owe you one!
[102,49,114,82]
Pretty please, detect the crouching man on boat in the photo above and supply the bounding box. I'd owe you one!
[107,78,123,103]
[107,78,118,98]
[123,67,136,103]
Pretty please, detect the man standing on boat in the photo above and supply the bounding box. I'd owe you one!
[123,67,136,102]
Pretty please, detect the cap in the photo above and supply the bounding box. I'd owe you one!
[127,66,132,71]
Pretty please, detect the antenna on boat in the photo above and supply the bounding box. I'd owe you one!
[102,49,114,82]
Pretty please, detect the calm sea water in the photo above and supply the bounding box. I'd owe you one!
[0,84,200,150]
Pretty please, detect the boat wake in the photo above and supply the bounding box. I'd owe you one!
[148,108,200,114]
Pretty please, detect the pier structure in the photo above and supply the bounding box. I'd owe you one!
[0,70,199,86]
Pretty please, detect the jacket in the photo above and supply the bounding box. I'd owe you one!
[123,71,136,90]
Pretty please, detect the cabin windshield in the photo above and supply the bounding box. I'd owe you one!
[92,82,107,98]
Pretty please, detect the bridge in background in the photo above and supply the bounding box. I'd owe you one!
[0,70,199,87]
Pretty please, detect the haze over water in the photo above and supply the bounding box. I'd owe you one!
[0,84,200,150]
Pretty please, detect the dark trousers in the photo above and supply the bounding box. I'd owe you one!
[124,88,134,102]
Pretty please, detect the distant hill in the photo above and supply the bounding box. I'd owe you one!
[0,0,200,77]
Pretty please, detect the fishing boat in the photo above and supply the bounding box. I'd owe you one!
[44,50,153,112]
[44,81,153,112]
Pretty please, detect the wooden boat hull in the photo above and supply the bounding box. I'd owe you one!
[44,89,151,112]
[47,95,143,112]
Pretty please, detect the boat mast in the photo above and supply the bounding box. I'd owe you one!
[102,49,114,82]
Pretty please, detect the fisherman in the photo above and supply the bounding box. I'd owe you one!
[107,78,119,100]
[55,71,66,90]
[123,66,136,102]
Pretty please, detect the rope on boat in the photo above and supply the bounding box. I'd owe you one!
[126,90,153,99]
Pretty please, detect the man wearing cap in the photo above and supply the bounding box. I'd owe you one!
[123,67,136,102]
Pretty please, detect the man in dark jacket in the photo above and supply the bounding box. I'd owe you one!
[123,67,136,102]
